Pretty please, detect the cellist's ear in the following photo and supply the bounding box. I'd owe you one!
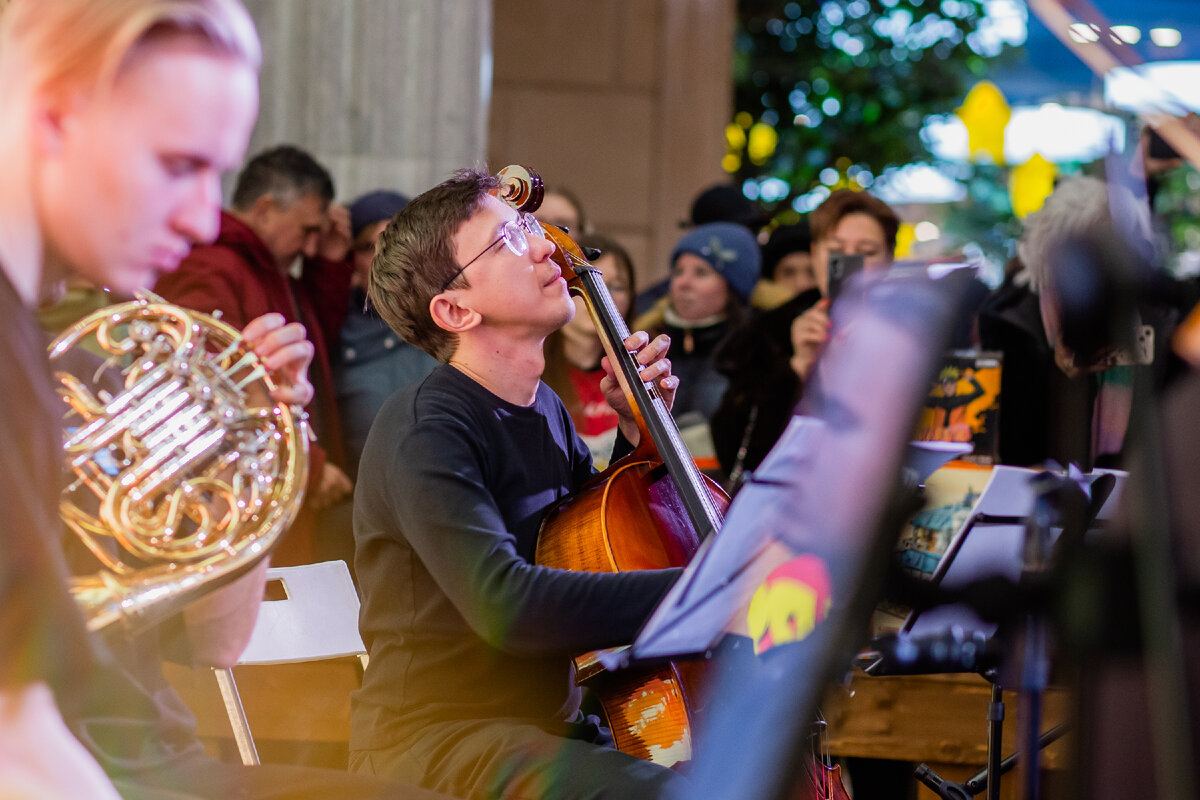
[430,292,480,334]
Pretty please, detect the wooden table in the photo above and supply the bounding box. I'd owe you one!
[822,672,1071,800]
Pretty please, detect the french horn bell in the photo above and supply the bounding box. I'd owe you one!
[50,293,309,633]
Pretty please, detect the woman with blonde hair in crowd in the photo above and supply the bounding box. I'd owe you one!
[542,232,636,466]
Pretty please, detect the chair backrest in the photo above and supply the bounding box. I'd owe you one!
[214,559,366,765]
[239,560,366,665]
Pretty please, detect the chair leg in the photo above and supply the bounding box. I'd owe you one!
[213,667,260,765]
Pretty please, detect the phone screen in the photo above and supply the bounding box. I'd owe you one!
[826,252,864,301]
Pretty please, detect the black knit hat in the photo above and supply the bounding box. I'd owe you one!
[760,222,812,281]
[349,190,410,239]
[687,184,769,230]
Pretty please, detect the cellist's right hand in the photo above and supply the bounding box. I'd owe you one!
[600,330,677,448]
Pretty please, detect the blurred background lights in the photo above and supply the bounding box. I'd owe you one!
[1111,25,1141,45]
[1150,27,1183,48]
[914,221,941,242]
[871,163,968,205]
[923,102,1125,164]
[1068,22,1101,43]
[792,186,832,214]
[1106,61,1200,114]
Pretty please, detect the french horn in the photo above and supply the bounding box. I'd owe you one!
[49,293,309,633]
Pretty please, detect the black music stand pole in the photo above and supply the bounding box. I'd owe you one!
[984,679,1004,800]
[1016,482,1055,800]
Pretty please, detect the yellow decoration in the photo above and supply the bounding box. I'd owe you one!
[956,81,1010,165]
[724,123,746,151]
[722,153,741,173]
[1009,153,1057,218]
[747,122,778,165]
[895,221,916,258]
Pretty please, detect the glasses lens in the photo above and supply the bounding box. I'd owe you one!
[501,219,529,257]
[521,213,545,239]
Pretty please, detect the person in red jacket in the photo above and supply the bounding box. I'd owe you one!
[155,144,355,564]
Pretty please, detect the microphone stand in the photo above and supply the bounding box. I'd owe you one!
[914,718,1071,800]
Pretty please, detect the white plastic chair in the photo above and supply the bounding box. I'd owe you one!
[212,560,368,765]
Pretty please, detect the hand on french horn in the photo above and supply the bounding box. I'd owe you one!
[241,313,316,409]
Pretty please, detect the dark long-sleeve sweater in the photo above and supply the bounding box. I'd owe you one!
[350,364,680,751]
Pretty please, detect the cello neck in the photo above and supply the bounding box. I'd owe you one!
[567,253,723,541]
[487,163,723,540]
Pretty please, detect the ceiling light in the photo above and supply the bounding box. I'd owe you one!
[1111,25,1141,45]
[1150,27,1182,48]
[1068,22,1100,43]
[923,104,1126,165]
[1106,61,1200,114]
[915,221,941,242]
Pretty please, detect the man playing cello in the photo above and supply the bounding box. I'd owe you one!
[349,168,688,800]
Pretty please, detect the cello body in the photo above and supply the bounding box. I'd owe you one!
[537,458,726,768]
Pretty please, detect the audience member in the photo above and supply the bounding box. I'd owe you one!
[977,175,1184,469]
[634,221,761,425]
[542,231,637,466]
[711,190,899,485]
[0,1,450,798]
[535,186,590,235]
[637,183,768,315]
[154,144,355,564]
[791,189,900,381]
[337,189,437,480]
[761,220,815,294]
[747,219,815,310]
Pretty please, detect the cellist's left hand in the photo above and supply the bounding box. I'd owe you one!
[600,330,678,448]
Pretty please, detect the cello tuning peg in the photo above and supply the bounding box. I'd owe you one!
[495,164,544,213]
[582,246,603,261]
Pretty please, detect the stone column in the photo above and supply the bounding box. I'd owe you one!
[240,0,492,201]
[489,0,734,286]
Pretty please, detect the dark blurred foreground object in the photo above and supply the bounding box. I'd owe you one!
[1059,367,1200,800]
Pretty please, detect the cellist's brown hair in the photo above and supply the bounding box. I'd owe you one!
[368,168,499,362]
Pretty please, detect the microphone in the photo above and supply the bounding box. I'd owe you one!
[855,628,1001,676]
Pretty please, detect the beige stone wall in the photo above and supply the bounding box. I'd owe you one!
[489,0,735,292]
[241,0,492,203]
[239,0,734,291]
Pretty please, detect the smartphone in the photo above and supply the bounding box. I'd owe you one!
[826,252,864,301]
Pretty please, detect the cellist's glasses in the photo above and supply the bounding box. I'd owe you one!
[441,211,547,291]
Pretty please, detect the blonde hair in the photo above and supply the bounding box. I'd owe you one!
[0,0,260,97]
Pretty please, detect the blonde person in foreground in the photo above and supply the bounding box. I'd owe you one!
[0,1,450,798]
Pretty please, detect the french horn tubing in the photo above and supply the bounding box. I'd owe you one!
[50,292,309,633]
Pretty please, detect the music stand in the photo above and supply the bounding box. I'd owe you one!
[618,268,969,800]
[901,465,1125,642]
[869,465,1124,800]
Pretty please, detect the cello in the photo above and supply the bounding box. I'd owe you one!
[492,165,725,767]
[496,166,851,798]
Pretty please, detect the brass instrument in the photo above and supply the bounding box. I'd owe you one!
[50,293,309,633]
